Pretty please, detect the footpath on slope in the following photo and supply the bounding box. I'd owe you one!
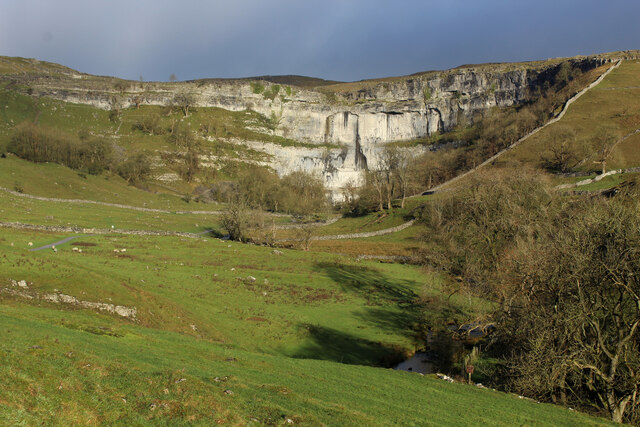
[30,235,90,251]
[556,166,640,190]
[278,219,416,242]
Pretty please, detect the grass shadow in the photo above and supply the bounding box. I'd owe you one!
[300,262,474,369]
[292,324,406,367]
[314,261,417,304]
[288,262,424,366]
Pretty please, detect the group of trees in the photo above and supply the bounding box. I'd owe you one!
[342,146,413,215]
[8,122,113,174]
[419,169,640,423]
[219,167,327,216]
[8,122,151,183]
[219,167,328,243]
[543,124,622,174]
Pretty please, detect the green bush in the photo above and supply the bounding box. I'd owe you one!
[262,84,281,101]
[250,82,265,94]
[423,87,431,102]
[132,113,165,135]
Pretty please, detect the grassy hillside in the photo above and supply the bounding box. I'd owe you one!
[0,78,324,202]
[1,227,480,358]
[0,156,222,211]
[0,226,610,425]
[0,303,611,426]
[496,60,640,174]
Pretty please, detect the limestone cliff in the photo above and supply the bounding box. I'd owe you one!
[3,55,615,198]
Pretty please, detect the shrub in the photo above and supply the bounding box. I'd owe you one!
[132,113,165,135]
[261,84,281,101]
[423,87,431,102]
[221,196,251,242]
[250,82,265,94]
[170,122,198,149]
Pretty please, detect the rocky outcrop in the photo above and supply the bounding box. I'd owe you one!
[3,279,137,319]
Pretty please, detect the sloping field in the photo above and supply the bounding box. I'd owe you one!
[497,60,640,173]
[0,226,610,425]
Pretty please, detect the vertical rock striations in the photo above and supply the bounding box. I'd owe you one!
[9,55,617,198]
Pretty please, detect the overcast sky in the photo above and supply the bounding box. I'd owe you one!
[0,0,638,82]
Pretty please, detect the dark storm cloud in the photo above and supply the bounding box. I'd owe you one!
[0,0,638,82]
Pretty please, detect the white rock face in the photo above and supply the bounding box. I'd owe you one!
[234,139,426,201]
[23,57,610,198]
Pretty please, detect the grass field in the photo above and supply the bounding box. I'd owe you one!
[2,227,482,360]
[0,156,223,211]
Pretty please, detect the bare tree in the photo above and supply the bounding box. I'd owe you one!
[221,195,250,242]
[377,145,411,209]
[544,126,578,173]
[500,190,640,423]
[591,125,621,174]
[174,93,195,117]
[379,147,399,210]
[394,149,411,208]
[294,223,316,251]
[367,170,386,212]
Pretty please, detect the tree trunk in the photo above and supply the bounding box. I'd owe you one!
[609,391,631,423]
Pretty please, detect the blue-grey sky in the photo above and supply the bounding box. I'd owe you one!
[0,0,638,82]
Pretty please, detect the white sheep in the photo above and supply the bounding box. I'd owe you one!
[27,242,33,247]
